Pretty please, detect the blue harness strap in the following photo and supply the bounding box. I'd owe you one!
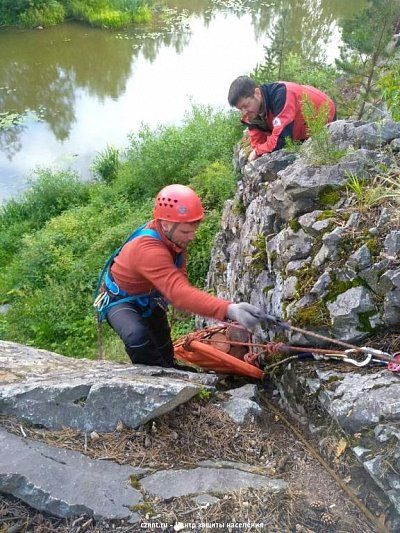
[94,224,183,321]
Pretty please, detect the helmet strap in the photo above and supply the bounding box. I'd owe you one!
[161,221,180,245]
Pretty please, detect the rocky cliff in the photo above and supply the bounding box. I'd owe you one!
[203,118,400,520]
[205,119,400,346]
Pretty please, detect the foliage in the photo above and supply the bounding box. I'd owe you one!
[19,1,65,27]
[253,52,339,100]
[0,0,153,28]
[284,137,302,154]
[187,210,222,287]
[378,62,400,121]
[91,145,121,184]
[188,161,236,211]
[0,169,91,266]
[299,96,347,166]
[169,312,195,341]
[68,0,131,29]
[0,107,238,359]
[336,0,399,119]
[115,106,241,201]
[345,161,400,210]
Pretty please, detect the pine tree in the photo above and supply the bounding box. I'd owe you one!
[336,0,400,119]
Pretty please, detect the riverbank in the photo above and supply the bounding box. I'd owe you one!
[0,0,153,30]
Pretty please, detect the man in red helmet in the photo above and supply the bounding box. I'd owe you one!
[228,76,336,161]
[96,184,262,367]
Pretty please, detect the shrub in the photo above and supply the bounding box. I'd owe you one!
[189,161,236,211]
[91,145,121,184]
[0,170,90,227]
[66,0,151,28]
[0,169,91,266]
[18,1,65,27]
[300,96,347,165]
[378,63,400,121]
[131,4,151,23]
[187,210,221,287]
[115,106,241,201]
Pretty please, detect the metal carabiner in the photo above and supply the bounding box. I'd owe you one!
[343,350,372,367]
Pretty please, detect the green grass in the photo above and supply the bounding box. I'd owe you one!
[0,0,153,29]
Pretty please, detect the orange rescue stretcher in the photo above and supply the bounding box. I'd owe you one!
[174,324,264,379]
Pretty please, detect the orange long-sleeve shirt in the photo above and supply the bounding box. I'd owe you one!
[111,220,230,321]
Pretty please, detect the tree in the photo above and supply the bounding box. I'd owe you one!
[336,0,400,119]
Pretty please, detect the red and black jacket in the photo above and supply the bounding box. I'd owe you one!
[242,81,336,155]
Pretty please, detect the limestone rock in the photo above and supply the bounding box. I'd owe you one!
[384,231,400,258]
[220,384,262,424]
[328,119,400,149]
[326,286,377,342]
[0,428,142,521]
[384,289,400,326]
[140,467,287,500]
[0,341,219,432]
[346,244,373,271]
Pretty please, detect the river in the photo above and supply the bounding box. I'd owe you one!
[0,0,365,202]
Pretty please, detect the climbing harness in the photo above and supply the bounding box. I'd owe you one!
[93,223,183,322]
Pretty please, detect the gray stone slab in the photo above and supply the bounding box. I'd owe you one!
[0,341,220,387]
[140,467,287,500]
[0,341,220,432]
[220,384,262,424]
[0,428,142,521]
[221,398,262,424]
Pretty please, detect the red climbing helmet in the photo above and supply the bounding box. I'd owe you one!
[154,184,204,222]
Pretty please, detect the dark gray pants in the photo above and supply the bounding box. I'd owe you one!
[106,302,174,367]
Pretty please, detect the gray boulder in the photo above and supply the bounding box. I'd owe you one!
[384,231,400,258]
[326,286,377,342]
[221,384,262,424]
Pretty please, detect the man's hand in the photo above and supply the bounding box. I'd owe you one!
[227,302,262,331]
[248,149,258,162]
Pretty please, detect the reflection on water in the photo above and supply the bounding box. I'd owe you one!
[0,0,365,201]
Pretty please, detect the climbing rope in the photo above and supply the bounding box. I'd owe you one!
[176,323,398,375]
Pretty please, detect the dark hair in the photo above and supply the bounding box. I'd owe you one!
[228,76,257,106]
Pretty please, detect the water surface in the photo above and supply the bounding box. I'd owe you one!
[0,0,365,201]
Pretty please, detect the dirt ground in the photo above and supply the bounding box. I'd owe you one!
[0,384,385,533]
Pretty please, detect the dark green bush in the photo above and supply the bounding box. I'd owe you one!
[0,170,91,266]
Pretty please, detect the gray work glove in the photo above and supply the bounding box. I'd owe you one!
[227,302,262,331]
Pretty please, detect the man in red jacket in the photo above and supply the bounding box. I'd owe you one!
[228,76,336,161]
[97,184,262,367]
